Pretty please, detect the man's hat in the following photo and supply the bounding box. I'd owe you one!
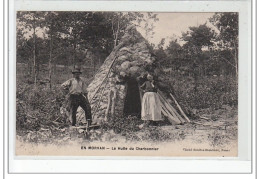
[72,65,82,74]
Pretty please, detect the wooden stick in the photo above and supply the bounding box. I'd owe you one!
[192,121,203,125]
[111,88,117,118]
[158,91,185,123]
[164,99,186,123]
[161,105,181,125]
[191,121,211,127]
[164,98,184,123]
[104,90,112,122]
[200,116,210,120]
[158,93,182,124]
[170,93,191,122]
[75,124,100,129]
[138,84,143,105]
[161,105,175,124]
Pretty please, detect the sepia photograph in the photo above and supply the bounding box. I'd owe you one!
[15,11,239,156]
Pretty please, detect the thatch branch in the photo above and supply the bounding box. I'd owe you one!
[111,88,117,118]
[104,90,112,122]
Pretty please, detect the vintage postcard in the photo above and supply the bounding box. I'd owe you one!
[15,11,239,157]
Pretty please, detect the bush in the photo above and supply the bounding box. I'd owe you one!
[16,83,66,135]
[169,74,237,111]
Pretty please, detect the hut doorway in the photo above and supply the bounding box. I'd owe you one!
[123,78,142,117]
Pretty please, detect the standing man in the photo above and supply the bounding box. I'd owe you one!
[61,65,92,127]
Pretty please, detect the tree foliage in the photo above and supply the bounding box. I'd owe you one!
[154,13,238,110]
[17,11,158,65]
[16,11,158,88]
[210,12,238,45]
[210,12,238,77]
[182,24,215,49]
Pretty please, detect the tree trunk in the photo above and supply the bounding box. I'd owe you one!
[33,25,37,87]
[194,70,198,93]
[93,58,96,74]
[233,41,238,79]
[98,57,101,67]
[112,19,120,47]
[73,41,76,65]
[193,48,199,93]
[53,61,57,75]
[49,34,53,89]
[202,57,206,76]
[27,58,32,75]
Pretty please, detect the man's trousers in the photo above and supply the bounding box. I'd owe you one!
[69,94,92,126]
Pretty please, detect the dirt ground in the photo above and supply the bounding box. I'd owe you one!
[16,105,237,156]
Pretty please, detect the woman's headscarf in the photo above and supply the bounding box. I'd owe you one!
[147,74,153,81]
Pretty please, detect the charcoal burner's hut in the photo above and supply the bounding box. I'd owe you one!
[81,25,190,125]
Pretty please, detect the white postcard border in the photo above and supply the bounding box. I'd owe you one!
[8,0,253,173]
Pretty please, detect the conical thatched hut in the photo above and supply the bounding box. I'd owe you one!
[81,25,190,125]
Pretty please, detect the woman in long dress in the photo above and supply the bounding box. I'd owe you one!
[139,74,162,128]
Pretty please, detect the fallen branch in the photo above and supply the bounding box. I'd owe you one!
[192,121,204,125]
[74,124,100,129]
[199,116,210,120]
[50,121,61,126]
[192,121,211,126]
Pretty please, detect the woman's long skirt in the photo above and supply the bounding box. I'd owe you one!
[141,92,162,121]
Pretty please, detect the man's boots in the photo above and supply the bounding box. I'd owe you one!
[86,119,92,130]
